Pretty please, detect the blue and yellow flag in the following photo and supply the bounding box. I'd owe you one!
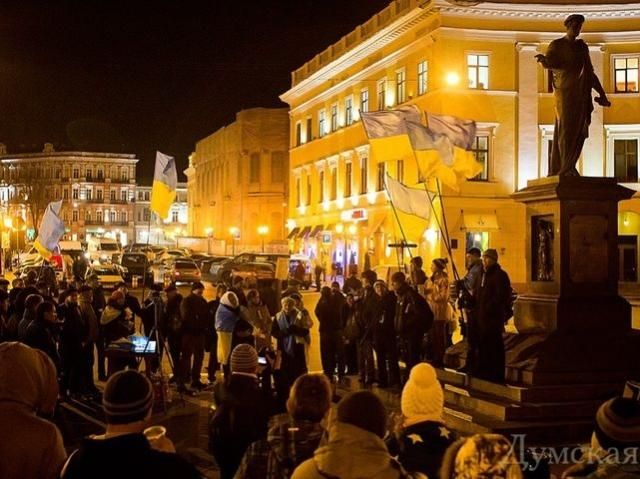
[150,151,177,220]
[360,105,421,161]
[34,200,65,260]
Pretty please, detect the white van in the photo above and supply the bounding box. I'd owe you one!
[87,237,122,263]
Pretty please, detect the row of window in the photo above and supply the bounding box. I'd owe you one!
[297,52,640,147]
[63,209,128,223]
[1,165,133,181]
[136,209,182,223]
[53,187,132,202]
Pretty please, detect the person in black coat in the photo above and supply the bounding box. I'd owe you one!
[58,288,87,396]
[391,272,434,384]
[88,274,108,380]
[373,280,401,388]
[314,286,345,380]
[178,282,209,392]
[209,344,272,479]
[357,270,378,385]
[473,249,512,383]
[24,301,61,372]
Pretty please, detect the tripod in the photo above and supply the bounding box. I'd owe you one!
[138,293,185,406]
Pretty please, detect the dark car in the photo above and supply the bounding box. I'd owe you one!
[170,259,202,284]
[230,262,275,284]
[121,252,154,286]
[217,252,289,284]
[200,256,231,282]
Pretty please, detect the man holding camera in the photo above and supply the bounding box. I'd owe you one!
[457,247,483,374]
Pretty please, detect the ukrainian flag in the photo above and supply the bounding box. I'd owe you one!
[360,105,421,161]
[34,200,65,260]
[150,151,177,220]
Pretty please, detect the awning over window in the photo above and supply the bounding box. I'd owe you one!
[324,224,335,232]
[298,226,312,239]
[309,225,324,238]
[460,211,499,231]
[287,227,300,240]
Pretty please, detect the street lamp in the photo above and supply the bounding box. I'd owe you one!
[205,227,213,255]
[257,225,269,253]
[229,226,239,256]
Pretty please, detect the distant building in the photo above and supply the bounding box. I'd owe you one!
[186,108,289,254]
[0,143,137,247]
[134,182,188,245]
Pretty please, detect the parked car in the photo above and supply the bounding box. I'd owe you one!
[169,259,201,284]
[87,237,122,264]
[288,254,312,289]
[217,252,289,284]
[230,262,275,284]
[125,243,157,262]
[120,252,153,286]
[85,263,126,290]
[199,256,230,282]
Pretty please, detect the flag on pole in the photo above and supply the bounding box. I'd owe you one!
[426,113,477,150]
[360,105,421,160]
[33,200,65,260]
[150,151,177,220]
[385,174,435,220]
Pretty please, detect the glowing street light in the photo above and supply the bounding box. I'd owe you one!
[257,225,269,253]
[445,71,460,87]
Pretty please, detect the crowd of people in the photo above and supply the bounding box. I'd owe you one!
[2,339,640,479]
[2,248,639,479]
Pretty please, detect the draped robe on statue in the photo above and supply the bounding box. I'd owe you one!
[545,37,596,176]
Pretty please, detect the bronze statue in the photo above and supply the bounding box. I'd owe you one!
[536,15,611,177]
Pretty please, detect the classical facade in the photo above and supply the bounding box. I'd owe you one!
[0,143,137,246]
[280,0,640,295]
[134,182,188,245]
[187,108,289,254]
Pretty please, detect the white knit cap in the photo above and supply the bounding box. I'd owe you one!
[401,363,444,423]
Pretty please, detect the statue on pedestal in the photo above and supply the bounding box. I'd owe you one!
[536,15,611,177]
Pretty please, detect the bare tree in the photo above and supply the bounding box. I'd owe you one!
[14,165,51,231]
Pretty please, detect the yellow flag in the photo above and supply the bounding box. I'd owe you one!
[150,151,177,220]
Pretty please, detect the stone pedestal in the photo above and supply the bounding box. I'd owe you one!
[507,176,640,384]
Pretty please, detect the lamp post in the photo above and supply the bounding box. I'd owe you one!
[229,226,239,256]
[257,225,268,253]
[205,227,213,255]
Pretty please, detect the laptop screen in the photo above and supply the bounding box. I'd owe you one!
[131,335,157,354]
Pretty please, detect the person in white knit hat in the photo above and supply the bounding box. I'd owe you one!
[386,362,456,478]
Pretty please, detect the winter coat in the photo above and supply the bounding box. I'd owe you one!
[165,293,183,335]
[373,290,397,342]
[475,263,512,333]
[235,414,326,479]
[17,308,38,340]
[315,296,342,335]
[291,422,414,479]
[180,292,209,335]
[78,298,99,343]
[58,302,86,360]
[24,319,61,371]
[358,286,379,342]
[0,342,66,479]
[100,302,133,344]
[394,283,433,338]
[60,432,202,479]
[386,420,456,478]
[209,374,271,479]
[425,271,452,324]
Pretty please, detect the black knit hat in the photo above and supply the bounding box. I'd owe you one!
[594,397,640,450]
[337,390,387,438]
[361,270,377,283]
[102,370,153,425]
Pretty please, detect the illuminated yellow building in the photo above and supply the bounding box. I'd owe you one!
[280,0,640,294]
[186,108,289,254]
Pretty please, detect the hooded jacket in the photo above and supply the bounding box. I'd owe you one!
[0,342,66,479]
[100,301,133,344]
[291,422,413,479]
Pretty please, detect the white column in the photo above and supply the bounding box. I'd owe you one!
[582,45,606,177]
[517,43,540,190]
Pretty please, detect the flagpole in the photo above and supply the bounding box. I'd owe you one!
[384,182,413,261]
[410,151,460,282]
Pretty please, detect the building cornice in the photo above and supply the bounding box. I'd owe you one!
[0,152,137,162]
[437,26,640,43]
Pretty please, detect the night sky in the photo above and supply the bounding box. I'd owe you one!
[0,0,390,182]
